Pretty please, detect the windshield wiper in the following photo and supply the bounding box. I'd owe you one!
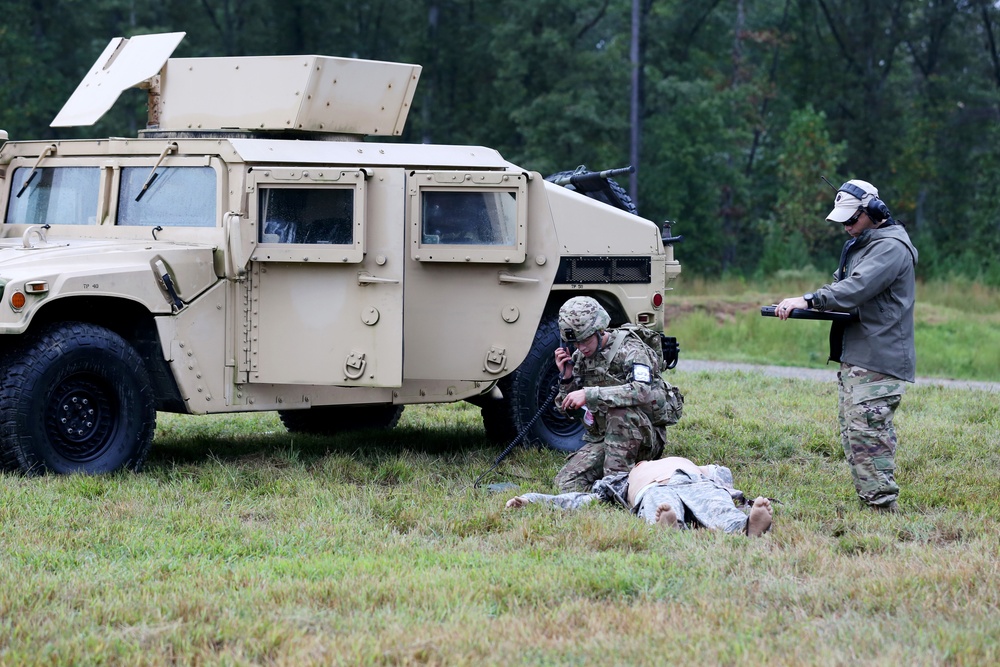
[15,144,57,198]
[134,142,177,202]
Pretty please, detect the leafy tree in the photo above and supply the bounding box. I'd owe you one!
[759,104,846,275]
[481,0,633,174]
[1,0,999,282]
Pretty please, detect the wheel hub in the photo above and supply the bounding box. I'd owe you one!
[45,376,114,461]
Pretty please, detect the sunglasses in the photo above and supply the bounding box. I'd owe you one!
[842,208,865,226]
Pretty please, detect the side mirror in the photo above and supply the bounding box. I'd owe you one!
[661,220,684,247]
[225,211,254,278]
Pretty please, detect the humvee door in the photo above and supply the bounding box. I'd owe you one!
[244,167,403,387]
[403,170,542,381]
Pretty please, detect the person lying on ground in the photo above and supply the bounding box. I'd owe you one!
[505,456,773,537]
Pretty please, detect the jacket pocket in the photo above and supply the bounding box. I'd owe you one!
[651,386,684,425]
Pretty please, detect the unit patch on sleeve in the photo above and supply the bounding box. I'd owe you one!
[632,364,652,383]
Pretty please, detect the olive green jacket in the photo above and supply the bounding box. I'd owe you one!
[813,223,918,382]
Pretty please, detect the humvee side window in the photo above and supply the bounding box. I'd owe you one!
[248,168,366,263]
[420,191,517,246]
[259,188,354,245]
[118,166,216,227]
[5,167,100,226]
[409,171,527,263]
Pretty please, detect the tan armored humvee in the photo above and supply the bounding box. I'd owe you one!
[0,32,680,474]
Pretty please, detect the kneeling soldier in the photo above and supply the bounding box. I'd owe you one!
[553,296,683,492]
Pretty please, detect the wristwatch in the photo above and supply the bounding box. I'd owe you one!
[803,292,816,309]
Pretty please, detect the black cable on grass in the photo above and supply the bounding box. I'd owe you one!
[472,383,560,489]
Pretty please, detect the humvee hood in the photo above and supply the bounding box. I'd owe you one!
[0,237,219,311]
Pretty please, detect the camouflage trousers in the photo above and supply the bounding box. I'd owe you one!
[554,406,664,492]
[634,471,749,533]
[519,469,749,534]
[838,364,905,508]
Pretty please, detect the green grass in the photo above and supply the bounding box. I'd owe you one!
[665,274,1000,381]
[2,277,997,665]
[2,374,999,665]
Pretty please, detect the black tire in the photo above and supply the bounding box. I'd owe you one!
[480,376,518,445]
[481,316,585,453]
[0,323,156,475]
[278,404,404,436]
[544,169,638,215]
[604,178,638,215]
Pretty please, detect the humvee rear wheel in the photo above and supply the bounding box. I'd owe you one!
[484,316,585,453]
[480,377,518,445]
[0,323,156,475]
[278,404,404,436]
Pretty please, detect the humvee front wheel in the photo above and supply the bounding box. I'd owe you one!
[278,404,404,436]
[482,316,585,453]
[0,323,156,475]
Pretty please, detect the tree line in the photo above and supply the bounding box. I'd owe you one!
[1,0,998,282]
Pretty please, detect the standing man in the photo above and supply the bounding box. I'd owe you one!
[775,179,917,512]
[553,296,684,492]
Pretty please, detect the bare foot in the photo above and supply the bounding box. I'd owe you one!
[655,503,679,529]
[747,497,773,537]
[505,496,528,509]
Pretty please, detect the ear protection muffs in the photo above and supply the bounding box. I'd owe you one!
[838,181,893,223]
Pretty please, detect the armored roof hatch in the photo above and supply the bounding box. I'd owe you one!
[52,32,185,128]
[52,32,422,137]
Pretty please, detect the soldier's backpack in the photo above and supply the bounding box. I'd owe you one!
[613,323,680,373]
[605,323,684,428]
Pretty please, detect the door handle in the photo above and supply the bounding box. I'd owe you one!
[357,272,400,285]
[497,271,539,284]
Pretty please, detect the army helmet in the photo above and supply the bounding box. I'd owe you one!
[559,297,611,342]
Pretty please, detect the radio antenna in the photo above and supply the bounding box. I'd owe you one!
[820,175,838,190]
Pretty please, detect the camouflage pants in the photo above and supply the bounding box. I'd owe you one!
[634,471,749,534]
[554,406,664,492]
[838,364,905,508]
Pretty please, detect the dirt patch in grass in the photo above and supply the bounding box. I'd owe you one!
[664,300,767,324]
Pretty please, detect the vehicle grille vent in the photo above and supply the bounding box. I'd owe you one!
[555,256,651,284]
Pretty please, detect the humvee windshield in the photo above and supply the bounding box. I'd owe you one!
[6,167,100,226]
[118,166,216,227]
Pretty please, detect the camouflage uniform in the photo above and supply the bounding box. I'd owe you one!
[837,365,903,506]
[553,297,683,493]
[517,465,753,534]
[808,183,917,509]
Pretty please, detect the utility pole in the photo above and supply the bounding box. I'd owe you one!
[629,0,641,207]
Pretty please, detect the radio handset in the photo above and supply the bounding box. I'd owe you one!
[557,343,576,385]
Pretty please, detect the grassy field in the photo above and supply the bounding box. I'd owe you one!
[1,278,998,665]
